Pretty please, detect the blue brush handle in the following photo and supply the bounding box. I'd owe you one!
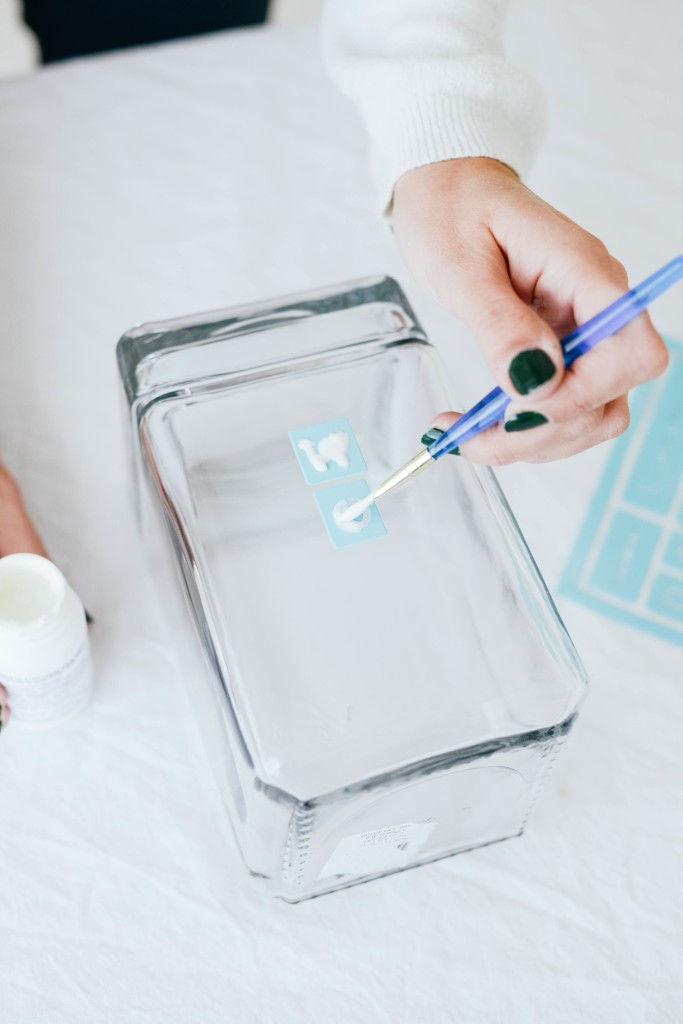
[427,254,683,458]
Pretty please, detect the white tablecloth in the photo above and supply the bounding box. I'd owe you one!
[1,4,682,1021]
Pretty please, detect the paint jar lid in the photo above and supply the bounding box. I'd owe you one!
[0,554,67,633]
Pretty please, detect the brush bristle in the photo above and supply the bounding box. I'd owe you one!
[335,493,374,524]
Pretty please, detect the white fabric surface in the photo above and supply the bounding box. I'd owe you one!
[0,5,682,1021]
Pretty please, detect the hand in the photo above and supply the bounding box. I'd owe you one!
[0,464,48,558]
[392,158,669,464]
[0,685,9,733]
[0,464,49,733]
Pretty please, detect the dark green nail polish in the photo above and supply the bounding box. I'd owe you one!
[508,349,556,395]
[504,411,549,433]
[420,427,460,455]
[85,610,94,625]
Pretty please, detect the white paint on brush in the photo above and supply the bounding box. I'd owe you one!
[335,492,375,526]
[333,498,371,533]
[298,431,350,473]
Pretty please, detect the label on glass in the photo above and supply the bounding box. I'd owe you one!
[319,820,436,879]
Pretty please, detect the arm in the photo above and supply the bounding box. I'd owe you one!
[323,0,546,214]
[324,1,668,463]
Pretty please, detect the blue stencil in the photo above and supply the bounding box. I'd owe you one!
[288,418,367,485]
[314,480,387,549]
[663,533,683,573]
[589,512,660,601]
[647,575,683,622]
[560,337,683,646]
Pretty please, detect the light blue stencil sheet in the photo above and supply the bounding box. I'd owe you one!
[560,337,683,646]
[288,418,367,485]
[313,479,387,549]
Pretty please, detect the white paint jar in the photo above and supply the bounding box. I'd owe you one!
[0,553,92,726]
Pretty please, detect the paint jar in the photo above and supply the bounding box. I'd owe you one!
[0,554,92,725]
[117,276,587,901]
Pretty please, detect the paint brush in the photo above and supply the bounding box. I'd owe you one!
[337,254,683,524]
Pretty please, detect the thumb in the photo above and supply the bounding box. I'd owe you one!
[442,247,564,400]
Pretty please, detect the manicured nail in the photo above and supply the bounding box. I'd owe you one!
[420,427,460,455]
[508,349,556,395]
[85,610,94,625]
[504,411,549,433]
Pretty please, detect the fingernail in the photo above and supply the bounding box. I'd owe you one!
[508,349,556,395]
[504,411,549,433]
[85,610,94,625]
[420,427,460,455]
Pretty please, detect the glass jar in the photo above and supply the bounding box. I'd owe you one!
[117,276,587,901]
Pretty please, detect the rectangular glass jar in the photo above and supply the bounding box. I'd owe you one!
[117,276,587,901]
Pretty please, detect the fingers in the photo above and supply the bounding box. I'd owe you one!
[429,240,566,402]
[535,315,667,426]
[522,242,668,424]
[394,158,670,469]
[0,684,10,732]
[0,464,48,558]
[425,235,667,464]
[0,467,38,735]
[431,395,630,466]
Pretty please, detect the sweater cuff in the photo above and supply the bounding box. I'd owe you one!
[371,87,546,216]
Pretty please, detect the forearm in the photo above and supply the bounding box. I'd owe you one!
[323,0,546,212]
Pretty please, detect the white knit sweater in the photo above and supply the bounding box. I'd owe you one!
[323,0,546,211]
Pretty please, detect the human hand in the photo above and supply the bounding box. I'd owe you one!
[0,685,9,733]
[0,464,49,732]
[0,464,48,558]
[392,158,669,464]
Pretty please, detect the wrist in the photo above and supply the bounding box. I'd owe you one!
[394,157,519,205]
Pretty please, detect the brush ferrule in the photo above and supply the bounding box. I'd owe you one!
[335,448,434,524]
[372,448,433,500]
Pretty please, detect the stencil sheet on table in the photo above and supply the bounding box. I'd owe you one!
[561,337,683,646]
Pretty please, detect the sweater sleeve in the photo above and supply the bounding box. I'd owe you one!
[322,0,546,213]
